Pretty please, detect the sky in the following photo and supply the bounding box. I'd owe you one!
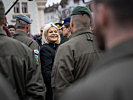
[45,0,91,7]
[46,0,62,7]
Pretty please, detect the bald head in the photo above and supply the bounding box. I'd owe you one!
[0,0,5,26]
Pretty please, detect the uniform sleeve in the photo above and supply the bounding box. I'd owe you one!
[29,40,40,63]
[26,51,46,100]
[40,47,53,85]
[51,44,74,97]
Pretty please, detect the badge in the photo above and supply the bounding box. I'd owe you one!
[34,49,39,55]
[35,55,39,62]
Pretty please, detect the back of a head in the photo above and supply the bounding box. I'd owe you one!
[16,14,32,29]
[0,0,5,26]
[94,0,133,25]
[71,6,92,29]
[16,20,27,29]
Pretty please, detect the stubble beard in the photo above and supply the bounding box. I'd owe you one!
[94,25,106,51]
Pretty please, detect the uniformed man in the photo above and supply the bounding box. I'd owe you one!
[51,6,101,98]
[13,14,40,62]
[58,0,133,100]
[0,73,19,100]
[61,17,71,44]
[0,0,45,100]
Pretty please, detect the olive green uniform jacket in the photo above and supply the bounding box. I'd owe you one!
[51,28,101,97]
[58,39,133,100]
[13,30,40,62]
[0,29,45,100]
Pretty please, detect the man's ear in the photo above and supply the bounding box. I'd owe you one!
[3,17,7,25]
[70,18,73,28]
[96,4,109,27]
[27,24,30,31]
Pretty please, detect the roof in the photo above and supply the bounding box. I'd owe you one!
[44,3,59,13]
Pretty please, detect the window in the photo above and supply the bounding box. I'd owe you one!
[22,2,28,13]
[14,3,20,13]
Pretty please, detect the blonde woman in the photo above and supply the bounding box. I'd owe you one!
[40,23,60,100]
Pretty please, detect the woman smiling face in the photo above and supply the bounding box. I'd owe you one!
[46,27,59,43]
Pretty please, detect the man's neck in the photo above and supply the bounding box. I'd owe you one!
[105,26,133,50]
[16,29,27,34]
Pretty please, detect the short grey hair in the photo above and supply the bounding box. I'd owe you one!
[72,14,91,29]
[0,0,5,25]
[16,20,28,29]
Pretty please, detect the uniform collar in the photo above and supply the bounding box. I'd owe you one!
[0,28,7,36]
[15,30,28,36]
[69,28,91,39]
[92,39,133,73]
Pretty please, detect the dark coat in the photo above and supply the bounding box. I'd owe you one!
[60,36,69,44]
[52,28,101,97]
[58,39,133,100]
[34,35,42,47]
[0,73,19,100]
[40,43,59,100]
[0,29,45,100]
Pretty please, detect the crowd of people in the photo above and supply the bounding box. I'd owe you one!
[0,0,133,100]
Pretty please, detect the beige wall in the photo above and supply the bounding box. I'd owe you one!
[3,0,46,35]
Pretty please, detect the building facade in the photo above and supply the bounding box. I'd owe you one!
[44,3,60,24]
[44,0,91,24]
[3,0,46,35]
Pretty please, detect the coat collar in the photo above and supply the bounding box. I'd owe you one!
[92,39,133,72]
[69,28,91,39]
[44,43,59,50]
[15,30,27,36]
[0,28,7,36]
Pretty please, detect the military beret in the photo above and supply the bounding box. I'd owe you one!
[71,6,91,17]
[16,14,32,24]
[62,17,71,24]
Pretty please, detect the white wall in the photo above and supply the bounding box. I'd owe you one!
[3,0,43,35]
[44,11,59,24]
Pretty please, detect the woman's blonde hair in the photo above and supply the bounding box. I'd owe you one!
[42,23,61,45]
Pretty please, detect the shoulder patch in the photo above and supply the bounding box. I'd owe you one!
[34,49,39,55]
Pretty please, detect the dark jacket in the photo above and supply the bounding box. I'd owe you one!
[40,43,59,100]
[52,28,101,97]
[60,36,69,44]
[0,73,19,100]
[13,30,40,62]
[58,39,133,100]
[0,29,45,100]
[34,35,42,47]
